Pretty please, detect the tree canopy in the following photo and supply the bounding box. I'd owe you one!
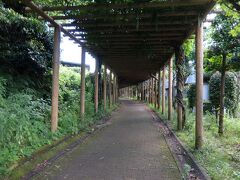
[205,12,240,72]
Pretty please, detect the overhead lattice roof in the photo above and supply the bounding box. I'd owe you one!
[25,0,215,87]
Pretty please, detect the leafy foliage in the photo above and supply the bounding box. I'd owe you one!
[0,4,116,176]
[187,84,196,110]
[0,66,114,176]
[209,71,239,115]
[0,5,53,78]
[205,13,240,72]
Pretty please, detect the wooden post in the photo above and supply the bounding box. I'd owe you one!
[131,86,133,98]
[148,80,151,103]
[103,65,107,110]
[151,78,153,104]
[162,66,166,114]
[98,61,103,105]
[141,83,144,101]
[152,78,155,104]
[152,78,154,105]
[94,59,99,113]
[175,46,184,130]
[158,71,161,110]
[115,75,117,102]
[143,82,145,101]
[149,79,151,104]
[80,48,86,118]
[168,58,173,121]
[51,26,60,133]
[109,70,112,107]
[112,73,115,104]
[195,18,204,149]
[115,75,119,103]
[136,85,138,100]
[155,73,158,108]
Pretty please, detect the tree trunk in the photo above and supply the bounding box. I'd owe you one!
[219,54,226,135]
[175,46,185,130]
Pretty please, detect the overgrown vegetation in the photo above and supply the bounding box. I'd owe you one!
[0,4,115,177]
[148,104,240,180]
[0,65,114,176]
[209,71,239,117]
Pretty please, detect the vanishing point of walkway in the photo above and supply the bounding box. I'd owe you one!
[35,100,181,180]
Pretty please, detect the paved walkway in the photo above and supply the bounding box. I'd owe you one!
[35,100,181,180]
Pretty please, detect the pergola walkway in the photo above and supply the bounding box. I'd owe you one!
[34,100,181,180]
[19,0,216,151]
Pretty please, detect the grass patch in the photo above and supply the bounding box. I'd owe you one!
[148,102,240,180]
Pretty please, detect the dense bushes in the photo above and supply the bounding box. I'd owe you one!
[209,71,239,116]
[187,84,196,110]
[0,76,52,174]
[187,71,239,116]
[0,5,115,176]
[0,5,53,84]
[0,66,112,175]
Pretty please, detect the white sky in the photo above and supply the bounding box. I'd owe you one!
[60,34,96,73]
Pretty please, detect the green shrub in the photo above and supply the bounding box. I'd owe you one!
[187,84,196,110]
[0,66,112,175]
[209,71,238,116]
[0,6,114,177]
[0,5,53,85]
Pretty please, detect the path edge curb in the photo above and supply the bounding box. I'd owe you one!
[148,107,211,180]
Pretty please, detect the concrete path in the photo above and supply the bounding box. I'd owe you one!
[35,100,181,180]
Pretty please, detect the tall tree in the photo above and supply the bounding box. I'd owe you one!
[206,13,240,135]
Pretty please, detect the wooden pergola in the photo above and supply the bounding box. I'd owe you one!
[21,0,215,149]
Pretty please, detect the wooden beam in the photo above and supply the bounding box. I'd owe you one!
[195,18,204,149]
[84,38,182,45]
[88,46,172,50]
[26,1,211,12]
[76,34,185,40]
[80,48,86,117]
[21,0,85,47]
[73,32,185,37]
[66,26,187,32]
[74,20,196,28]
[49,11,198,20]
[51,26,61,133]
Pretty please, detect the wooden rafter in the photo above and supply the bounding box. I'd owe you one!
[26,0,211,12]
[49,11,199,20]
[21,0,216,85]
